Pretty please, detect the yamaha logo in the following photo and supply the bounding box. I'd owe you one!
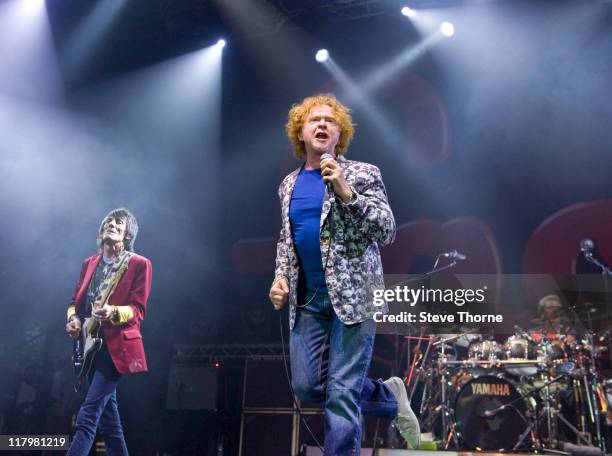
[470,382,511,396]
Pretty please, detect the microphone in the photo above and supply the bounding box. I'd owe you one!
[580,238,594,257]
[443,250,467,261]
[483,404,507,418]
[320,153,335,196]
[514,324,534,342]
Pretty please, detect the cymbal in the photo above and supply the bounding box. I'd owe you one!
[570,302,603,310]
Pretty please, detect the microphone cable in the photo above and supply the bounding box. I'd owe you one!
[279,311,324,453]
[278,183,337,454]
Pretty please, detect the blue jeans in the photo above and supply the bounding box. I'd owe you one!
[67,368,128,456]
[290,291,398,455]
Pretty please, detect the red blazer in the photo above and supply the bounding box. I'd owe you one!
[69,253,153,374]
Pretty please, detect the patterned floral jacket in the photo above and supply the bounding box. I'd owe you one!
[273,156,396,329]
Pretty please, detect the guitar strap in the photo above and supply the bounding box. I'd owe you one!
[94,250,134,309]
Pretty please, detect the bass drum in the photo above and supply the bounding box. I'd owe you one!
[453,373,535,451]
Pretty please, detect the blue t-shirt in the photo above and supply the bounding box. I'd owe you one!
[289,168,327,292]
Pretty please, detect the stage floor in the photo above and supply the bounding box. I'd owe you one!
[304,449,539,456]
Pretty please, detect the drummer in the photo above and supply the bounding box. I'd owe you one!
[529,294,575,342]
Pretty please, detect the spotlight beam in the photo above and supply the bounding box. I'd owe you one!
[61,0,128,79]
[360,32,445,96]
[319,57,405,154]
[0,0,63,105]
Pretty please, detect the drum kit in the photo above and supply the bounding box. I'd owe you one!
[411,329,611,453]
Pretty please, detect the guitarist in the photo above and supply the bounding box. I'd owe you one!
[65,208,152,456]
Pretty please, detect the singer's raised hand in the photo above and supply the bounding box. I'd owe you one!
[320,156,353,203]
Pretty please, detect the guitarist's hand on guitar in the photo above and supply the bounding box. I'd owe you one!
[66,317,82,339]
[92,303,115,321]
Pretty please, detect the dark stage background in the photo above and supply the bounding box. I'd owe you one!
[1,0,611,454]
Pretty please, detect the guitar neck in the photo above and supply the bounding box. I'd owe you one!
[94,257,129,309]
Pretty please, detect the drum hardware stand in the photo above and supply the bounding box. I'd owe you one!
[480,374,573,452]
[539,386,594,451]
[574,378,588,435]
[389,253,463,448]
[517,373,599,453]
[433,334,478,450]
[439,353,450,449]
[569,304,607,453]
[408,331,431,400]
[415,364,435,431]
[417,382,440,430]
[580,237,610,453]
[513,417,542,453]
[413,337,465,450]
[583,337,606,452]
[436,352,460,449]
[409,333,467,401]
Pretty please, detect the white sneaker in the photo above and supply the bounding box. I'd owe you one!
[384,376,421,449]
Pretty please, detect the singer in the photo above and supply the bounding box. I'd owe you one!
[269,94,420,454]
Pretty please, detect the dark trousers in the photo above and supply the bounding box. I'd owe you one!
[67,346,128,456]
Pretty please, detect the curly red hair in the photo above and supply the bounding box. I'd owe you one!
[285,94,355,160]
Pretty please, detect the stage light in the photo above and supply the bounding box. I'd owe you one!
[21,0,45,15]
[0,0,63,105]
[216,39,226,48]
[401,7,416,18]
[315,49,329,63]
[441,21,455,37]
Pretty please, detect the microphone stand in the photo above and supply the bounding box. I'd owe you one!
[581,248,610,452]
[582,251,612,276]
[482,374,565,419]
[480,374,592,453]
[431,253,460,275]
[582,246,611,365]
